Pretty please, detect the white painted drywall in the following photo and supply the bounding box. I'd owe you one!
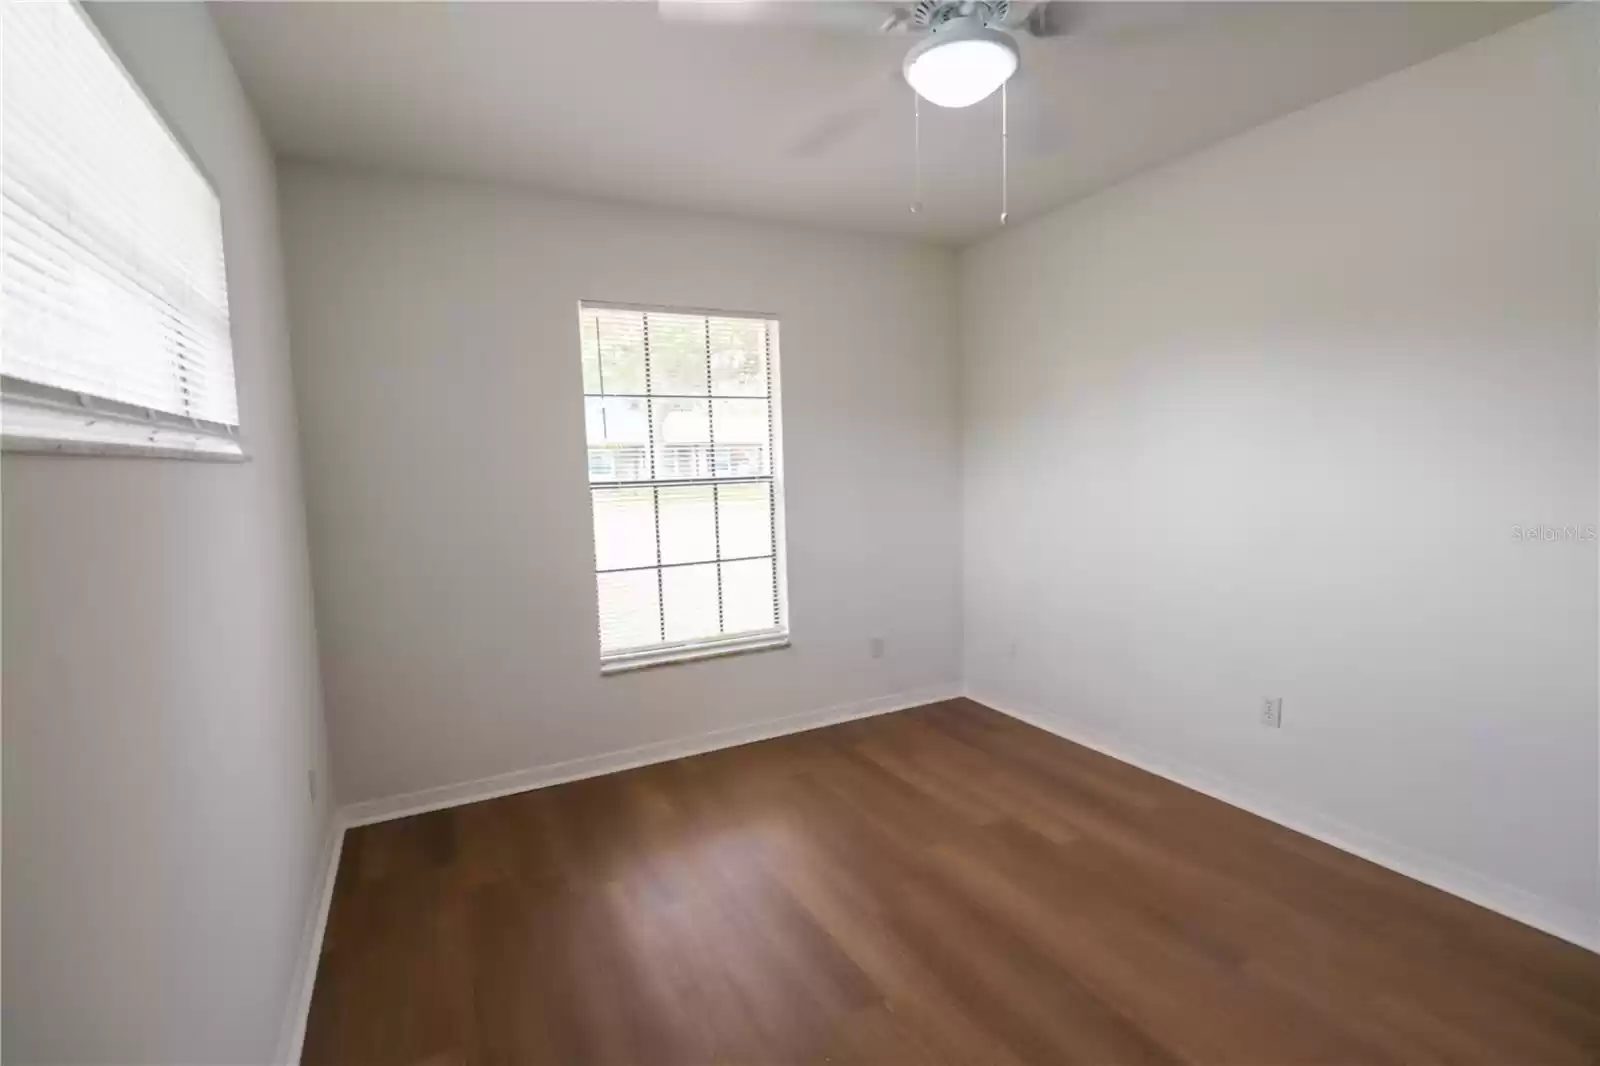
[278,164,962,806]
[2,4,332,1063]
[961,5,1599,942]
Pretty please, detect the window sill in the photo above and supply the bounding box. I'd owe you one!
[2,391,246,462]
[601,631,790,675]
[3,435,248,462]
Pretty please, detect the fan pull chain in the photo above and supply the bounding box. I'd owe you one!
[1000,81,1009,225]
[911,90,923,214]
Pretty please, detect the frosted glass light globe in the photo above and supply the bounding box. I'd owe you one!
[904,23,1020,109]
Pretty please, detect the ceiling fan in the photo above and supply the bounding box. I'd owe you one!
[657,1,1090,158]
[656,1,1207,223]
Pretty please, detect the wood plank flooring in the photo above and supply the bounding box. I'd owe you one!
[303,699,1600,1065]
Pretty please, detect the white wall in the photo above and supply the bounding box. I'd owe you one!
[961,5,1599,944]
[2,5,331,1063]
[278,164,962,806]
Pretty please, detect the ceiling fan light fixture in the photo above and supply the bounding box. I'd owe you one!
[903,17,1019,109]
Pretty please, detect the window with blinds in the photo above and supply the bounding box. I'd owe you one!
[581,303,789,670]
[1,1,241,458]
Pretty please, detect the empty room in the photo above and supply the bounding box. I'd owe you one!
[3,1,1597,1063]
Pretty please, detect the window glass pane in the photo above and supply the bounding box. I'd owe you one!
[658,484,716,566]
[709,318,768,396]
[586,397,650,481]
[598,569,660,652]
[592,487,657,571]
[712,399,770,478]
[652,398,709,479]
[662,563,719,643]
[646,312,708,396]
[717,482,772,559]
[590,308,646,394]
[721,558,777,634]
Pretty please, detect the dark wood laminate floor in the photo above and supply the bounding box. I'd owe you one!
[304,699,1600,1065]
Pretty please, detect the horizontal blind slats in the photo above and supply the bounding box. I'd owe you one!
[3,183,230,319]
[1,2,238,427]
[3,18,227,298]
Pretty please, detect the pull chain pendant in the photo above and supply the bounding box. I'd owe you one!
[911,90,923,214]
[1000,82,1009,226]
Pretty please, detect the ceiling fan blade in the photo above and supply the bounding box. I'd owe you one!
[658,1,912,34]
[1015,1,1078,38]
[787,67,904,157]
[1005,72,1071,161]
[1013,2,1242,44]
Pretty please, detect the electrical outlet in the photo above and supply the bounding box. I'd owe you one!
[308,768,319,804]
[869,636,885,660]
[1007,641,1019,660]
[1261,698,1283,729]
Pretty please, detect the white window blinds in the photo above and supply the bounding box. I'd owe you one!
[2,1,240,457]
[581,303,789,668]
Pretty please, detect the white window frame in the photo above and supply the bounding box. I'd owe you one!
[581,300,790,674]
[1,1,245,461]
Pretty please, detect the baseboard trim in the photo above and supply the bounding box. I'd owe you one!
[965,689,1599,955]
[273,818,346,1065]
[340,682,963,829]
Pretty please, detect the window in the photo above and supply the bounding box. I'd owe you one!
[581,302,789,671]
[2,1,241,459]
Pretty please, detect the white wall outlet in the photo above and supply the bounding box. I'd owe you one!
[308,768,319,804]
[869,636,885,660]
[1261,698,1283,729]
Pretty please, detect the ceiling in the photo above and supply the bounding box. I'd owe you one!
[212,1,1544,245]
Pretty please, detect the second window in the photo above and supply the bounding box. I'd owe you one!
[581,303,788,664]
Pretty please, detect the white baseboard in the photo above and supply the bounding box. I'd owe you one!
[340,682,963,828]
[965,688,1599,954]
[273,818,346,1066]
